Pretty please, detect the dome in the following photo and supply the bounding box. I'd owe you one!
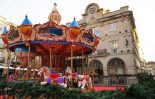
[21,15,32,25]
[70,17,79,27]
[2,27,8,34]
[48,3,61,24]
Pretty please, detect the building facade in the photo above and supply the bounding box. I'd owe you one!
[78,3,142,84]
[0,16,17,67]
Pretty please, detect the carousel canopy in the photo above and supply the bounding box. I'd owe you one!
[2,3,100,57]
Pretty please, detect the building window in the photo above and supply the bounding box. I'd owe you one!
[125,39,129,46]
[111,41,118,53]
[107,58,125,75]
[109,23,117,31]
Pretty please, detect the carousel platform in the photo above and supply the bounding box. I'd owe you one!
[93,85,125,91]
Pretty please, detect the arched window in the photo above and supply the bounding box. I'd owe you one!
[107,58,125,75]
[89,60,103,67]
[89,59,103,74]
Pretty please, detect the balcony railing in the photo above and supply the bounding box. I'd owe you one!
[97,49,107,55]
[89,49,108,57]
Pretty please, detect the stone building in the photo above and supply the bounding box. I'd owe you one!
[78,3,143,84]
[145,62,155,75]
[0,16,17,67]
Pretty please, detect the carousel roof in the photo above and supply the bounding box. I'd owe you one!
[21,15,32,25]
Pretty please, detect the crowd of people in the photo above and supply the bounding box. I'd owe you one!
[108,76,127,85]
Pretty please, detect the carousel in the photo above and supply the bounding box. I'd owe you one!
[1,3,99,89]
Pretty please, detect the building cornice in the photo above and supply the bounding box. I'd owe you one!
[98,11,133,23]
[79,9,135,28]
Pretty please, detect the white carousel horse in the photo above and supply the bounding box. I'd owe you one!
[38,66,67,88]
[65,66,92,89]
[66,73,93,89]
[76,74,92,89]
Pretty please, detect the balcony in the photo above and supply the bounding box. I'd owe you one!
[97,49,107,55]
[89,49,108,57]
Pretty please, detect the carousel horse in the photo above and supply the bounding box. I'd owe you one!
[65,66,92,89]
[38,66,67,88]
[66,73,93,89]
[76,75,92,89]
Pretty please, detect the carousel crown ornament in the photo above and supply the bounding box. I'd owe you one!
[48,3,61,24]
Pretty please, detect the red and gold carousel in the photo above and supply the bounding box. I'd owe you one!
[1,3,99,82]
